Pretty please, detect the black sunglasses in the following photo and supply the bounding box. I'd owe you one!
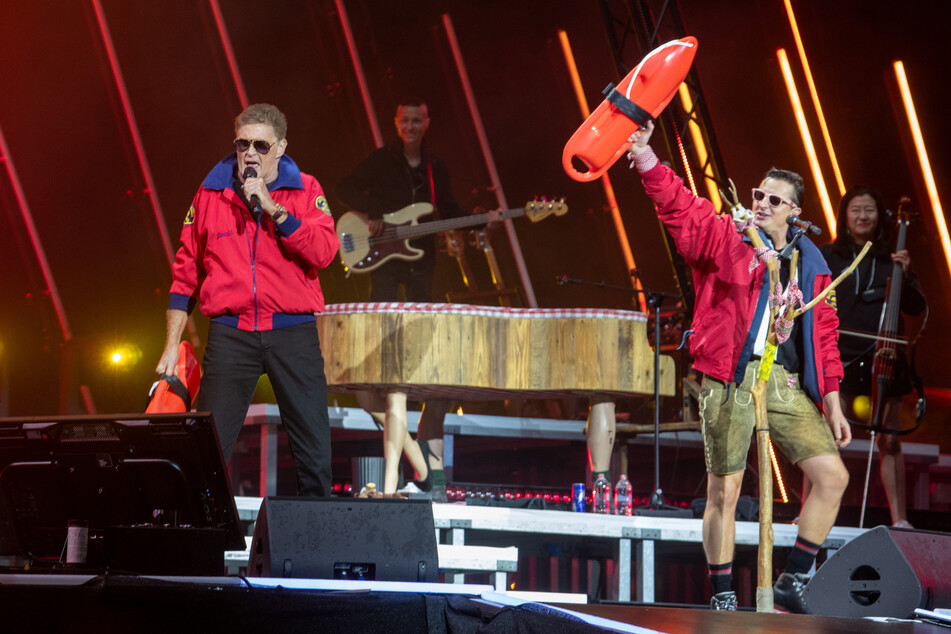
[234,138,272,155]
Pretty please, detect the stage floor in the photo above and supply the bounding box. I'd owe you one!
[0,574,946,633]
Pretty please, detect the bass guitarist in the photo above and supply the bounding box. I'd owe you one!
[337,98,466,301]
[337,98,496,501]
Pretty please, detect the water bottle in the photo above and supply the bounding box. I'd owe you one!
[593,474,611,514]
[615,474,633,516]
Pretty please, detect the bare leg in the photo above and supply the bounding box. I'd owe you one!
[703,471,744,565]
[586,396,616,474]
[355,390,386,428]
[876,398,907,525]
[796,454,849,545]
[382,390,408,494]
[417,398,449,470]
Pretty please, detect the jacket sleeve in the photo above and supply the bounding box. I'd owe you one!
[276,177,340,270]
[168,192,203,312]
[813,273,844,396]
[640,163,736,267]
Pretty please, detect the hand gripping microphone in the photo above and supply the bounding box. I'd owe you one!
[786,214,822,236]
[243,166,262,214]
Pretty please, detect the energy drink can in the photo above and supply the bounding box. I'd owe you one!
[572,483,586,512]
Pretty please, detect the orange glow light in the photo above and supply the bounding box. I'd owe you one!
[894,61,950,282]
[783,0,845,197]
[557,30,647,312]
[768,440,789,503]
[677,83,722,208]
[777,49,836,238]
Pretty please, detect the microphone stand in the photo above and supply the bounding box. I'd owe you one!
[556,276,689,516]
[636,290,692,516]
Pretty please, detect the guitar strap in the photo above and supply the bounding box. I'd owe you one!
[427,162,440,219]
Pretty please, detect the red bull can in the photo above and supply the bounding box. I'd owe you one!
[572,483,586,512]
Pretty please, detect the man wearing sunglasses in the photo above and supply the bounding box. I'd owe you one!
[156,103,340,497]
[627,121,849,614]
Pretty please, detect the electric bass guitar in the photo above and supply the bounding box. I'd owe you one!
[336,199,568,273]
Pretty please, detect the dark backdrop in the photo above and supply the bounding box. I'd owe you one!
[1,1,947,448]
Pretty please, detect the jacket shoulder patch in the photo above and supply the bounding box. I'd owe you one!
[184,205,195,225]
[825,288,836,309]
[315,195,331,216]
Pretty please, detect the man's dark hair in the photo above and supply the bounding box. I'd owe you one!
[396,97,428,111]
[235,103,287,139]
[762,167,804,207]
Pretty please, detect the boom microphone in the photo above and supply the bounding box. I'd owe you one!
[243,166,262,214]
[786,214,822,236]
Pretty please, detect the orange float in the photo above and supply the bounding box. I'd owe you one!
[146,341,201,413]
[563,36,698,182]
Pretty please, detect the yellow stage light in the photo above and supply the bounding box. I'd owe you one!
[106,343,142,371]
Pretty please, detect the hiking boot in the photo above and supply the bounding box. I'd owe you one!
[773,572,810,614]
[710,591,737,611]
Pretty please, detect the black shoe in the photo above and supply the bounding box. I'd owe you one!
[773,572,810,614]
[413,439,435,492]
[710,591,737,611]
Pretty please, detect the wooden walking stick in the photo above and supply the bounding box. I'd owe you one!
[720,181,870,612]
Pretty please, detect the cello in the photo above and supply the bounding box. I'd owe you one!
[869,196,911,431]
[858,196,927,527]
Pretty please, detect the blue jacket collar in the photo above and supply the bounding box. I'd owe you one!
[202,154,304,192]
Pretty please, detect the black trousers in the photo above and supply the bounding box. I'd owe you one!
[197,321,332,496]
[369,257,435,302]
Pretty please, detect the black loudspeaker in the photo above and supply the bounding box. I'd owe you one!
[248,497,438,582]
[804,526,951,618]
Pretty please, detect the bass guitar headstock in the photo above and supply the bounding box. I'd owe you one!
[525,197,568,223]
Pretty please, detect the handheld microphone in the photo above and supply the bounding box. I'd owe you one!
[786,214,821,236]
[242,167,262,214]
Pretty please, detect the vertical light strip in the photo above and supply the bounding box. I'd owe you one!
[776,49,836,238]
[768,440,789,503]
[894,61,950,281]
[672,126,698,197]
[0,125,97,414]
[783,0,845,197]
[208,0,249,108]
[336,0,383,148]
[91,0,176,268]
[558,30,647,313]
[441,13,538,308]
[677,83,722,208]
[0,125,72,342]
[91,0,199,346]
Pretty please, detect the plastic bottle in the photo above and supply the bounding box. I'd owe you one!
[593,474,611,514]
[615,475,633,516]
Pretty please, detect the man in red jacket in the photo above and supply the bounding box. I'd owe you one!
[628,122,850,613]
[156,103,340,497]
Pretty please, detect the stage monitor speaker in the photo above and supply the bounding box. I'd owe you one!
[804,525,951,618]
[248,497,438,583]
